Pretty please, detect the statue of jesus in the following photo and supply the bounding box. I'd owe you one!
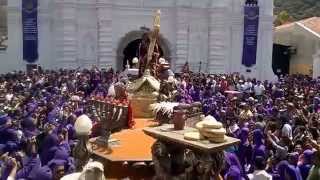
[138,10,161,78]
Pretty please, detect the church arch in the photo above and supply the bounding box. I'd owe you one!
[116,28,172,71]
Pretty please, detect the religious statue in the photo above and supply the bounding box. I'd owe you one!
[138,10,162,78]
[129,10,164,118]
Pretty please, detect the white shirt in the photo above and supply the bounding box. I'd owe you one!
[244,82,253,93]
[282,123,293,140]
[5,94,13,101]
[254,84,265,96]
[107,84,115,97]
[61,173,81,180]
[236,83,244,92]
[248,170,272,180]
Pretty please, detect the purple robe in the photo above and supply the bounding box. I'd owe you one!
[39,133,59,165]
[190,87,201,102]
[28,165,52,180]
[0,127,17,144]
[298,150,313,180]
[16,155,41,179]
[48,145,75,174]
[252,129,266,161]
[276,161,302,180]
[237,128,252,168]
[224,165,242,180]
[224,152,244,178]
[22,117,40,138]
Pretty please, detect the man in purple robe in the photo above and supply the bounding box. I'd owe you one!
[224,165,242,180]
[224,152,244,178]
[21,116,40,138]
[15,137,41,179]
[276,160,302,180]
[39,121,59,165]
[252,129,266,161]
[28,165,52,180]
[237,127,252,172]
[0,114,17,145]
[298,149,313,180]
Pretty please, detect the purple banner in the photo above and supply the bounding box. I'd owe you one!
[242,5,259,67]
[22,0,38,63]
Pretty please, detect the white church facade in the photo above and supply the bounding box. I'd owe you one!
[0,0,274,80]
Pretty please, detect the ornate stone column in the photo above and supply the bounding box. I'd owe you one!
[6,0,23,64]
[256,0,275,80]
[38,0,52,68]
[53,0,78,69]
[174,1,190,72]
[96,0,113,69]
[207,4,228,74]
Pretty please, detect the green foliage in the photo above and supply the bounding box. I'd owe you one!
[274,0,320,21]
[274,10,292,26]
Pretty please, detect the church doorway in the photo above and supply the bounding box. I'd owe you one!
[272,44,291,76]
[122,38,164,70]
[116,29,171,71]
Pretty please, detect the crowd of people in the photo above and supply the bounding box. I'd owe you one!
[1,65,320,180]
[172,71,320,180]
[0,67,124,180]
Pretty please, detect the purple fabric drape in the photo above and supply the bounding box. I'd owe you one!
[242,5,259,67]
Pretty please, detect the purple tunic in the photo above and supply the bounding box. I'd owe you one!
[237,128,252,168]
[28,165,52,180]
[16,156,41,179]
[252,129,266,161]
[298,150,313,180]
[39,133,59,165]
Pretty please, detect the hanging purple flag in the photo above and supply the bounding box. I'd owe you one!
[22,0,38,63]
[242,4,259,67]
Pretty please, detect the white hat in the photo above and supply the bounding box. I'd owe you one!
[83,161,104,172]
[5,94,13,101]
[75,115,93,135]
[203,115,217,122]
[159,58,166,64]
[132,57,139,64]
[61,173,81,180]
[71,95,81,101]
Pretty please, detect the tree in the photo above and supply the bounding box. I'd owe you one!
[274,11,292,26]
[274,0,320,22]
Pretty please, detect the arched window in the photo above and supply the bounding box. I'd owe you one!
[0,0,7,51]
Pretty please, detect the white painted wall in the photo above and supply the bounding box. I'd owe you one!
[0,0,274,80]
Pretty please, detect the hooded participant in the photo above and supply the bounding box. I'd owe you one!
[252,129,266,161]
[237,127,252,171]
[298,150,313,180]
